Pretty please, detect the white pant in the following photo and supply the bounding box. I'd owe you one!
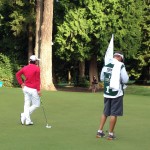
[22,86,40,123]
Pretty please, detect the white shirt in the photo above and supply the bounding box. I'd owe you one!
[100,58,129,98]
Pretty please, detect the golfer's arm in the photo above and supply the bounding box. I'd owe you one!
[16,70,24,85]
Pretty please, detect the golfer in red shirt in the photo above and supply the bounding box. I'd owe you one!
[16,55,41,125]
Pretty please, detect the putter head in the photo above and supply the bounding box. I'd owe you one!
[46,124,52,128]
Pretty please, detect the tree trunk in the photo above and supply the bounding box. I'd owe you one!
[149,66,150,80]
[68,70,71,85]
[79,61,85,78]
[28,23,33,60]
[89,55,99,85]
[35,0,43,57]
[40,0,56,91]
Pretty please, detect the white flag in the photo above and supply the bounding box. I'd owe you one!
[104,34,114,65]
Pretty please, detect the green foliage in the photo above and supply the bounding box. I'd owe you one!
[54,0,147,83]
[55,0,144,62]
[0,53,13,87]
[8,0,35,36]
[127,0,150,81]
[0,0,149,87]
[74,76,90,88]
[55,7,91,62]
[0,0,33,75]
[0,0,35,50]
[110,0,143,57]
[99,82,104,89]
[129,51,150,79]
[9,10,26,36]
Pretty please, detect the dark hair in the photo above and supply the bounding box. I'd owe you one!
[29,60,36,64]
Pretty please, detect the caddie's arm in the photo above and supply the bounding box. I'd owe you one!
[120,67,129,84]
[100,67,105,81]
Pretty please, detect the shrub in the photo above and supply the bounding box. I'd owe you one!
[99,82,104,89]
[75,76,90,88]
[0,53,13,87]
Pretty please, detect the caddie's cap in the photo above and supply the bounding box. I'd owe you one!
[30,55,40,61]
[114,52,124,60]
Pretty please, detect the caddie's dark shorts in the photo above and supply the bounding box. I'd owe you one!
[103,96,123,116]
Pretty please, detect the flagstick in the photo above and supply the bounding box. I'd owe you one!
[104,34,114,65]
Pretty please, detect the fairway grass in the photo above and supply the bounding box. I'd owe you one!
[0,87,150,150]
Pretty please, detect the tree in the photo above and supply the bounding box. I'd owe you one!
[0,0,148,87]
[128,0,150,83]
[0,0,35,61]
[34,0,43,57]
[39,0,56,91]
[55,7,91,85]
[27,0,35,59]
[55,0,143,85]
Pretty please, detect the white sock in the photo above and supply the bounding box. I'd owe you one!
[109,132,113,136]
[98,130,103,133]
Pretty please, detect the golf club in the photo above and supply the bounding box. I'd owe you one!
[41,98,52,128]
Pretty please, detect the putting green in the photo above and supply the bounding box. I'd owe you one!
[0,87,149,150]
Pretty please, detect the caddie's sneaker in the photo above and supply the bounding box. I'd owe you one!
[25,121,34,126]
[107,134,116,140]
[96,131,105,138]
[20,113,26,125]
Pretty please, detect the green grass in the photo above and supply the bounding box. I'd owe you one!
[125,85,150,96]
[0,86,150,150]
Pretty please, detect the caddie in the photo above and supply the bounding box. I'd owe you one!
[96,51,129,140]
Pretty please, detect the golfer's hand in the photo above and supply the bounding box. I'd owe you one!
[21,83,25,88]
[38,91,41,96]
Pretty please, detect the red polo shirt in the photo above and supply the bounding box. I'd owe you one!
[16,64,40,91]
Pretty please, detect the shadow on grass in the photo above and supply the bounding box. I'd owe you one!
[56,85,103,93]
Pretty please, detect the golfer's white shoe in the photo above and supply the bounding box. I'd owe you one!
[20,113,26,125]
[25,121,34,126]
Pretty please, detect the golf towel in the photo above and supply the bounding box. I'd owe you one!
[110,59,122,91]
